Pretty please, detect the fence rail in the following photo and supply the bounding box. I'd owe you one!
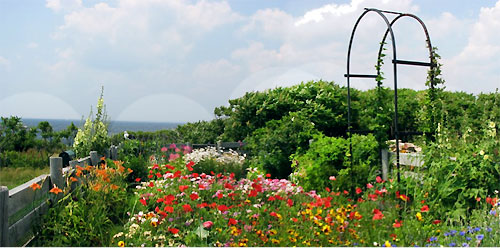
[381,149,425,180]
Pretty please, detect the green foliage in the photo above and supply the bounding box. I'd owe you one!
[246,112,319,179]
[73,87,111,157]
[291,134,378,192]
[0,116,37,151]
[215,80,358,141]
[0,149,50,168]
[176,119,225,143]
[123,154,149,183]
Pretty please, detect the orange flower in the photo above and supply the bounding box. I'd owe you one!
[92,183,102,191]
[127,168,133,173]
[110,184,119,190]
[70,177,78,182]
[49,186,63,195]
[76,169,82,177]
[30,183,41,191]
[393,219,403,228]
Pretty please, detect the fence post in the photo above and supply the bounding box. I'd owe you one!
[216,141,222,152]
[111,146,118,160]
[50,157,63,190]
[381,149,389,181]
[90,151,99,166]
[0,186,9,247]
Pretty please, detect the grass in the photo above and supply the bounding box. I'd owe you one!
[0,167,50,189]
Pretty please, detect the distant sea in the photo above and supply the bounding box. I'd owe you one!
[22,118,184,135]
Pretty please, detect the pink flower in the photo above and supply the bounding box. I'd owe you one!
[203,221,213,229]
[169,143,177,149]
[169,153,180,161]
[367,183,374,189]
[329,176,336,181]
[161,147,168,152]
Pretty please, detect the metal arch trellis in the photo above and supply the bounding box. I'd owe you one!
[345,8,436,184]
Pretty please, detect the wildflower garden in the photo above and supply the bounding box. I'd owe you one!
[10,74,496,247]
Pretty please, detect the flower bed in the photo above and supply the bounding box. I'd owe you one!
[112,146,500,247]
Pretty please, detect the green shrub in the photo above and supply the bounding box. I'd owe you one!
[246,112,319,179]
[122,155,149,183]
[0,149,50,168]
[291,134,379,192]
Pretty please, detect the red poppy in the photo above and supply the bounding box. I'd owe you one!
[393,219,403,228]
[268,196,276,201]
[139,198,147,206]
[266,173,271,178]
[169,227,179,234]
[164,206,174,213]
[287,198,294,207]
[228,218,238,226]
[218,204,229,212]
[248,190,258,197]
[182,204,193,212]
[372,209,384,220]
[224,183,233,190]
[190,193,199,201]
[179,185,189,192]
[135,178,141,182]
[432,220,441,225]
[356,187,363,194]
[421,205,429,212]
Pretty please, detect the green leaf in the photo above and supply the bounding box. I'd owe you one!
[194,225,210,239]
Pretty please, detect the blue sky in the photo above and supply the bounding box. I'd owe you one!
[0,0,499,123]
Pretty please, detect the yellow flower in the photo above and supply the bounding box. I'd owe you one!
[118,241,125,247]
[271,239,280,244]
[416,212,423,221]
[384,241,391,247]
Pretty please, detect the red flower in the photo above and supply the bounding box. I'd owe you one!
[421,205,429,212]
[192,173,199,178]
[165,164,175,170]
[486,197,498,206]
[190,193,199,201]
[356,187,363,194]
[228,218,238,226]
[368,194,378,201]
[248,190,258,197]
[252,183,262,192]
[372,209,384,220]
[287,198,294,207]
[268,196,276,201]
[135,178,141,182]
[164,206,174,213]
[266,173,271,178]
[186,161,195,167]
[149,182,155,187]
[367,183,374,189]
[432,220,441,225]
[164,194,175,205]
[139,198,147,206]
[179,185,189,192]
[169,228,179,234]
[291,217,298,222]
[343,190,349,195]
[376,176,383,183]
[182,204,193,212]
[224,183,233,190]
[325,187,331,192]
[476,197,481,202]
[218,204,229,212]
[393,219,403,228]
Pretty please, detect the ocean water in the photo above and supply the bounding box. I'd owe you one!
[22,118,184,135]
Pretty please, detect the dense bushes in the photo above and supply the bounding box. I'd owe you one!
[246,112,319,179]
[0,149,51,168]
[290,134,378,192]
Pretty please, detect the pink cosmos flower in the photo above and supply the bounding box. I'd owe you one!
[203,221,213,229]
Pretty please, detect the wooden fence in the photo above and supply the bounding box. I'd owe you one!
[0,147,118,247]
[381,149,425,181]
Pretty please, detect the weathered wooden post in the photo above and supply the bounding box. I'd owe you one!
[216,141,222,152]
[90,151,99,166]
[0,186,9,246]
[50,157,63,190]
[111,146,118,160]
[381,149,389,181]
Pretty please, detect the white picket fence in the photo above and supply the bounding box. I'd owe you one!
[381,149,425,181]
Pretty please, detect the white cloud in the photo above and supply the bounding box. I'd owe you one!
[193,59,241,80]
[442,1,500,92]
[27,42,39,49]
[46,0,82,12]
[0,56,11,70]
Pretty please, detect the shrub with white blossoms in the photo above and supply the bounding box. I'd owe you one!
[73,87,110,158]
[183,146,245,165]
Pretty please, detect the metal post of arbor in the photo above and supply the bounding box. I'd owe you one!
[345,8,436,184]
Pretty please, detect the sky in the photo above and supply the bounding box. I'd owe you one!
[0,0,499,123]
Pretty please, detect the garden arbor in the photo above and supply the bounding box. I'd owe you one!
[345,8,436,183]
